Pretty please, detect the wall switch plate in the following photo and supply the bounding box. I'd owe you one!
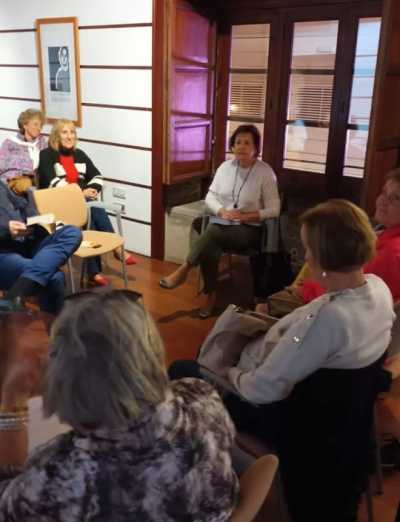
[112,187,126,200]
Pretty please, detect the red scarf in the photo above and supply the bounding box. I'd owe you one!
[59,154,79,184]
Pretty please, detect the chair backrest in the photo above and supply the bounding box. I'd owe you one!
[278,353,386,471]
[33,184,88,228]
[230,454,279,522]
[387,302,400,359]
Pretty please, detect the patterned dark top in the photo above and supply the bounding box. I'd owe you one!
[0,379,238,521]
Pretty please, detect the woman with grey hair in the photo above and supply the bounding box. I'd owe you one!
[0,108,47,194]
[0,290,238,521]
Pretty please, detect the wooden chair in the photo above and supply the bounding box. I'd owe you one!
[230,454,279,522]
[33,184,128,292]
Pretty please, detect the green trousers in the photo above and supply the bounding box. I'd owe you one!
[187,224,261,294]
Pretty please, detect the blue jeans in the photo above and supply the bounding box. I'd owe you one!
[0,225,82,313]
[86,206,115,277]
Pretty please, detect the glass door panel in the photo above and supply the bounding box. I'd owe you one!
[283,20,339,173]
[226,24,270,158]
[343,17,381,178]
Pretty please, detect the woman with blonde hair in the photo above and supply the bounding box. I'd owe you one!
[0,108,47,194]
[38,120,136,286]
[0,290,238,520]
[172,199,395,521]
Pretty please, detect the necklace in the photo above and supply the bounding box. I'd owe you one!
[232,161,254,209]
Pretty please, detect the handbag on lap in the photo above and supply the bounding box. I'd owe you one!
[197,304,277,377]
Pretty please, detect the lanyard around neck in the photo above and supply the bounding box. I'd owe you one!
[232,162,254,209]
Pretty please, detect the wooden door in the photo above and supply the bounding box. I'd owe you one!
[362,0,400,213]
[164,0,216,185]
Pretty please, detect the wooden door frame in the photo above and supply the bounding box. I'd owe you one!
[211,0,383,201]
[152,0,168,259]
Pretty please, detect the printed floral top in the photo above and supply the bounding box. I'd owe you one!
[0,379,238,521]
[0,134,47,181]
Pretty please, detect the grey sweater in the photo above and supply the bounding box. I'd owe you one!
[229,274,395,404]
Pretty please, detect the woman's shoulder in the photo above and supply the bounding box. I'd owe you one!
[73,148,90,160]
[169,378,223,409]
[37,134,48,150]
[0,136,20,152]
[216,159,236,173]
[40,146,57,158]
[365,272,394,299]
[160,378,234,436]
[254,159,276,179]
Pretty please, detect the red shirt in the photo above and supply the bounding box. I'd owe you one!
[301,225,400,303]
[59,154,79,184]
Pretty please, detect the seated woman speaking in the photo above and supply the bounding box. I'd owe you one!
[172,199,395,521]
[0,290,238,521]
[38,120,136,287]
[160,124,280,318]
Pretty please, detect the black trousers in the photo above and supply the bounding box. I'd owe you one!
[168,359,362,522]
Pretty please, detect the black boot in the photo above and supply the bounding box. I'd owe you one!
[0,297,25,314]
[7,277,42,300]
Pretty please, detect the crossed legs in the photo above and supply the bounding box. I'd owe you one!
[0,225,82,314]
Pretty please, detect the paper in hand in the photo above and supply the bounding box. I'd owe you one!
[27,213,56,227]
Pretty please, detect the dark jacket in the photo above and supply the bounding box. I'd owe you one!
[38,147,103,192]
[0,181,37,252]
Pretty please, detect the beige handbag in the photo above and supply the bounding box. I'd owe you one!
[197,304,277,377]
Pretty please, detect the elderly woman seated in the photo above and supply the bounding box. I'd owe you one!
[0,290,238,521]
[171,199,395,522]
[159,124,280,318]
[0,108,47,195]
[0,179,82,314]
[38,119,137,287]
[257,167,400,317]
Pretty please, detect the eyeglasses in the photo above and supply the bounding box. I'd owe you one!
[64,288,143,304]
[379,190,400,206]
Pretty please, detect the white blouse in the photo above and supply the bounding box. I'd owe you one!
[205,159,280,220]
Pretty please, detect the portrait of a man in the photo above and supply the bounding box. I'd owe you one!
[48,46,71,93]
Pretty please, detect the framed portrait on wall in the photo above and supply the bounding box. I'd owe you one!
[36,17,82,126]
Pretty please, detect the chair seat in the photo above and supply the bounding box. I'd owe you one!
[236,431,271,459]
[74,231,124,258]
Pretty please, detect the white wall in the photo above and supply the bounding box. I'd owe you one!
[0,0,153,255]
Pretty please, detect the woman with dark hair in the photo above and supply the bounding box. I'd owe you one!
[160,124,280,317]
[0,290,238,521]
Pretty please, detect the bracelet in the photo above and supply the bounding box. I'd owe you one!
[0,409,28,416]
[0,409,29,431]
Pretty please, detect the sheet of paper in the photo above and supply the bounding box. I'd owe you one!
[209,216,241,226]
[27,213,55,226]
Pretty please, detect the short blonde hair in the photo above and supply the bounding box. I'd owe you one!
[300,199,376,272]
[44,290,169,431]
[17,108,44,133]
[48,119,77,150]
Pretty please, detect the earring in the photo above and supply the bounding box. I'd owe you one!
[321,271,327,278]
